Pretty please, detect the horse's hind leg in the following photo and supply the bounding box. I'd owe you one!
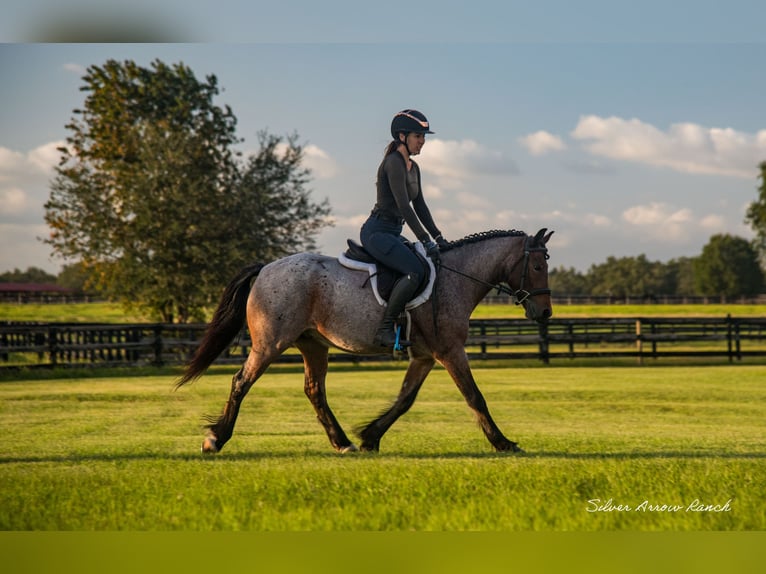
[202,349,274,453]
[358,353,435,452]
[295,337,357,453]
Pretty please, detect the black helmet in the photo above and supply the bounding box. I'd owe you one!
[390,109,434,139]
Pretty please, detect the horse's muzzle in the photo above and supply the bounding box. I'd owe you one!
[525,302,552,324]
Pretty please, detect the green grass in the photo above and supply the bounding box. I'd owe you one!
[1,364,763,530]
[471,302,766,319]
[4,301,766,323]
[0,302,152,323]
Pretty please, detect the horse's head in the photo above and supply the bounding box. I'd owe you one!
[508,228,554,324]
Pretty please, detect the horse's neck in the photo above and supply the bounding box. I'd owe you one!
[446,237,520,300]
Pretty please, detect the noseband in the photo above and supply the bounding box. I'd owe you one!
[438,234,550,305]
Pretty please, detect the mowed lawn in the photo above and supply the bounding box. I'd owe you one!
[0,363,764,531]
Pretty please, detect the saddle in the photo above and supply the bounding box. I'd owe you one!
[339,239,436,309]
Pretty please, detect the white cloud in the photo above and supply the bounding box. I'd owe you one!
[699,214,726,230]
[584,213,612,227]
[0,142,62,178]
[456,191,492,209]
[571,115,766,178]
[0,147,27,177]
[27,141,63,173]
[272,142,338,179]
[417,138,518,183]
[422,183,443,199]
[623,202,690,226]
[622,202,695,239]
[329,213,368,229]
[518,130,566,156]
[0,142,63,222]
[63,62,87,75]
[0,188,28,215]
[302,144,338,179]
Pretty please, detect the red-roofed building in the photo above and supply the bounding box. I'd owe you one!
[0,283,78,303]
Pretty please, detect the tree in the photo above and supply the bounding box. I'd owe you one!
[587,255,667,298]
[55,263,91,292]
[663,257,698,296]
[692,234,764,297]
[745,160,766,264]
[548,266,589,295]
[44,59,330,322]
[0,267,57,284]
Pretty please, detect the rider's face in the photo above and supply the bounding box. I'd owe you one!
[404,132,426,156]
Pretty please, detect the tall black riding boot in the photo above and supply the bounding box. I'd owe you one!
[373,273,419,348]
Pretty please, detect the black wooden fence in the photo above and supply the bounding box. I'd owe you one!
[3,316,766,370]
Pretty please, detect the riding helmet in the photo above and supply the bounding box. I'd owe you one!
[390,109,435,139]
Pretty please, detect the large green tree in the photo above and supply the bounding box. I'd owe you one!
[745,160,766,263]
[44,59,330,322]
[586,254,670,298]
[692,234,764,297]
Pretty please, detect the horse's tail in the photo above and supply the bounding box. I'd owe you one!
[175,262,265,388]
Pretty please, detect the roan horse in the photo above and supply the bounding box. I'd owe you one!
[176,228,553,454]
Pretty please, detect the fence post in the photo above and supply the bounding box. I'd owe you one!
[726,314,733,363]
[538,323,549,364]
[636,319,643,365]
[152,325,164,366]
[49,326,58,367]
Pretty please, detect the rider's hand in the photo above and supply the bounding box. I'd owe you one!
[435,234,449,250]
[424,239,440,264]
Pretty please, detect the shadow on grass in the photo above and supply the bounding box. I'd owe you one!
[2,449,765,464]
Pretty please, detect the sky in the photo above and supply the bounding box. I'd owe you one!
[2,1,766,274]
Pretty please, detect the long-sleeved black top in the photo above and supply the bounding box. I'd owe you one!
[373,152,441,243]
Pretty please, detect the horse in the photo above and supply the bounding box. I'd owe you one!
[176,227,554,454]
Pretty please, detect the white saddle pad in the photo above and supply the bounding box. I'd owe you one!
[338,241,437,310]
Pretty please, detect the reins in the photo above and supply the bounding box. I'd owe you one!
[437,234,551,306]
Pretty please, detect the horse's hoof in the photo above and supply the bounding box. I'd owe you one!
[339,443,358,454]
[201,436,219,454]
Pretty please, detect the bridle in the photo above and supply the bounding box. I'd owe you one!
[438,234,551,306]
[510,235,551,305]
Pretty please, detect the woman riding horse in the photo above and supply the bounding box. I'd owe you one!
[360,109,449,349]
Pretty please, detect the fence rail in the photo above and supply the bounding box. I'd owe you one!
[3,316,766,370]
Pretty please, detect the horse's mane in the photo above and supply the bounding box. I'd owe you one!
[441,229,526,252]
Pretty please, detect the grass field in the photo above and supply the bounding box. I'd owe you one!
[3,301,766,323]
[1,363,763,531]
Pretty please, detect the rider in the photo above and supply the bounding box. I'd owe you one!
[360,109,449,348]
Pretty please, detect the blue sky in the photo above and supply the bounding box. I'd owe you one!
[2,2,766,274]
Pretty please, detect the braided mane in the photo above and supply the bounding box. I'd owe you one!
[440,229,526,252]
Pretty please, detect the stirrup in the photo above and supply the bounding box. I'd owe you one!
[393,325,411,351]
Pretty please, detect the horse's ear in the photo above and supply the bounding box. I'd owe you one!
[543,230,554,245]
[534,228,548,244]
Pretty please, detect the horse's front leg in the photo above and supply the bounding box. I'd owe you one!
[357,353,435,452]
[437,348,523,453]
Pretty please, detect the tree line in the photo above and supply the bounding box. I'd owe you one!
[550,233,764,298]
